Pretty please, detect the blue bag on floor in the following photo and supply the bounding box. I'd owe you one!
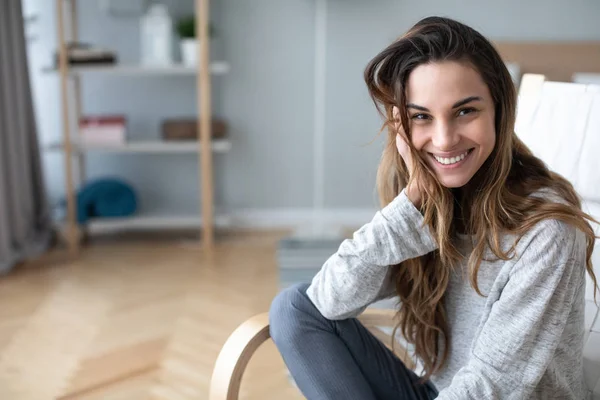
[75,178,137,223]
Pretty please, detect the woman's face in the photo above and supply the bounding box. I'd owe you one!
[402,61,496,188]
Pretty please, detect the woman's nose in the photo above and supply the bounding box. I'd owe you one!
[431,121,460,150]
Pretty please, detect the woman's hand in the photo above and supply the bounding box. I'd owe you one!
[393,107,422,207]
[395,132,422,207]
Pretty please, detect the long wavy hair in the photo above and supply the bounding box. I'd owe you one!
[364,16,599,381]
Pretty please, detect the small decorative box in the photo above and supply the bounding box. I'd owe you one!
[79,115,127,146]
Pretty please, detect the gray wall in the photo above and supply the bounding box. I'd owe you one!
[32,0,600,216]
[323,0,600,208]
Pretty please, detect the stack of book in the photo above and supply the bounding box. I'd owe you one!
[276,236,345,289]
[79,115,126,147]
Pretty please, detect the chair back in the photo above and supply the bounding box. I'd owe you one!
[516,74,600,398]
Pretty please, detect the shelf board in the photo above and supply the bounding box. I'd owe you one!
[86,213,232,232]
[45,139,232,154]
[43,62,230,76]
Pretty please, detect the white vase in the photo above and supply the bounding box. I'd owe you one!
[180,38,200,66]
[140,4,174,66]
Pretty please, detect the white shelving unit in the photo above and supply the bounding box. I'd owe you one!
[54,0,221,254]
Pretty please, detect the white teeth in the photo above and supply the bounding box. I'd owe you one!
[433,150,469,165]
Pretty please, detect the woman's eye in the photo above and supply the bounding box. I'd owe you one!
[411,113,430,120]
[458,107,477,117]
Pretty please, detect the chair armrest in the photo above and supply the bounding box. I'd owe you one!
[209,308,407,400]
[209,312,271,400]
[357,308,397,327]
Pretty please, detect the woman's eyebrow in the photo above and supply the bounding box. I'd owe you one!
[406,96,483,112]
[452,96,483,109]
[406,103,430,112]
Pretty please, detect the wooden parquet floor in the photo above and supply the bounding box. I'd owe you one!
[0,231,305,400]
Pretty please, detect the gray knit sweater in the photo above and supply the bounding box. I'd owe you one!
[306,189,588,399]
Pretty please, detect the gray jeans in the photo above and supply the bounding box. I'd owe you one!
[269,283,439,400]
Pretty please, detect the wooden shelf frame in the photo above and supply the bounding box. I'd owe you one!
[55,0,218,255]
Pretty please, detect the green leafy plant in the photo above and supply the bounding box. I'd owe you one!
[176,16,215,39]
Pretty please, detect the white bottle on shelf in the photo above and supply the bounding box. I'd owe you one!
[140,3,174,67]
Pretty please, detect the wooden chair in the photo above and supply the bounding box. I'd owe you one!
[209,74,600,399]
[208,308,412,400]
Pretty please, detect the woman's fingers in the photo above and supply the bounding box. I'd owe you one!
[392,108,421,206]
[396,133,412,173]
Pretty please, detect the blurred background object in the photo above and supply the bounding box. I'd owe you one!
[53,42,117,66]
[140,3,174,66]
[47,0,226,252]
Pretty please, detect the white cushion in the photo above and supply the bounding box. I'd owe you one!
[516,80,600,397]
[516,84,600,203]
[582,200,600,302]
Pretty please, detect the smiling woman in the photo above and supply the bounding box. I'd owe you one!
[268,15,600,400]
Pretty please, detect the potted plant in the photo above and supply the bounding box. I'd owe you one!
[176,15,215,66]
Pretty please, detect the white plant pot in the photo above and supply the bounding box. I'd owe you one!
[180,38,200,66]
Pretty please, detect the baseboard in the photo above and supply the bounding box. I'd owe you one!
[223,208,377,230]
[51,208,378,235]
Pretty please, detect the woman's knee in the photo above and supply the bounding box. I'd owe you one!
[269,283,311,343]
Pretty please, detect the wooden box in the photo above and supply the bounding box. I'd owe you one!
[161,119,228,141]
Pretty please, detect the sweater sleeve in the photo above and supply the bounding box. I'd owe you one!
[306,189,438,320]
[436,220,587,400]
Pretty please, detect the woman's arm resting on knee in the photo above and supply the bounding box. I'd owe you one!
[307,189,438,320]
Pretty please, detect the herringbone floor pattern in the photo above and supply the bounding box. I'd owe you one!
[0,231,305,400]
